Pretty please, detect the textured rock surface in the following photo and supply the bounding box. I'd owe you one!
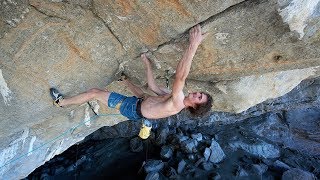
[282,168,316,180]
[229,140,280,159]
[208,139,226,163]
[27,85,320,178]
[0,0,320,179]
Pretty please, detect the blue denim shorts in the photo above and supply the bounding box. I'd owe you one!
[108,92,143,120]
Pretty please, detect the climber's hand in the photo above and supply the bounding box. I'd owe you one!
[189,24,207,47]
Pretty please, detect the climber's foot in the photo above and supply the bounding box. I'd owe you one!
[50,88,64,107]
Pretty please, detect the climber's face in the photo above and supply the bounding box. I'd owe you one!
[188,92,208,105]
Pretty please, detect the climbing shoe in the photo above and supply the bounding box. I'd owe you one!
[50,88,64,107]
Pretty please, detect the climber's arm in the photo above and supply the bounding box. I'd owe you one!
[172,25,205,98]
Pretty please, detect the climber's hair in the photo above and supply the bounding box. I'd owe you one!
[187,92,213,117]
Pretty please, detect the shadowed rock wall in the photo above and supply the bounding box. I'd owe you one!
[0,0,319,179]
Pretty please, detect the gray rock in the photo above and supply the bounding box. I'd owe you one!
[252,113,290,144]
[67,165,75,172]
[53,166,65,175]
[160,146,173,159]
[144,160,164,173]
[204,147,211,161]
[177,160,187,174]
[145,172,160,180]
[191,133,203,142]
[176,134,189,143]
[261,158,274,166]
[229,141,280,158]
[282,168,316,180]
[195,158,205,167]
[252,163,268,175]
[284,107,320,156]
[209,140,226,163]
[166,167,178,178]
[130,137,143,152]
[75,156,86,167]
[1,0,320,178]
[156,127,170,145]
[237,168,249,177]
[187,154,196,161]
[202,162,214,171]
[181,139,198,153]
[40,173,50,180]
[273,160,291,171]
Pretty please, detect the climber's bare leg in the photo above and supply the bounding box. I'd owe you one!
[122,79,144,98]
[141,53,170,96]
[59,88,109,107]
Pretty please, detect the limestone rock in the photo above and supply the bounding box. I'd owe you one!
[142,0,320,83]
[278,0,320,41]
[0,0,319,179]
[282,168,316,180]
[177,159,187,174]
[208,140,226,163]
[92,0,244,56]
[229,141,280,159]
[144,160,164,173]
[160,145,173,160]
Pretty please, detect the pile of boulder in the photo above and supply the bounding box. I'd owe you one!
[130,123,318,179]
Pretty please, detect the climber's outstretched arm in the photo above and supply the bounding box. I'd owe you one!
[172,25,206,98]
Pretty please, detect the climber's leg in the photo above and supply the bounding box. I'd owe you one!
[58,88,110,107]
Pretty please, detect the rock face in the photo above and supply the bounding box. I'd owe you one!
[0,0,319,179]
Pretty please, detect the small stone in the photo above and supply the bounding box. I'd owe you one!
[144,160,164,173]
[204,147,211,161]
[181,139,198,153]
[155,127,169,145]
[145,172,160,180]
[209,140,226,163]
[54,166,65,175]
[272,160,291,170]
[240,155,253,164]
[252,163,268,175]
[67,165,75,172]
[195,157,205,167]
[40,173,50,180]
[237,168,248,177]
[188,154,196,161]
[176,134,189,143]
[214,135,219,140]
[177,159,187,174]
[160,146,173,159]
[261,158,273,166]
[130,137,143,152]
[191,133,203,141]
[281,168,316,180]
[282,168,315,180]
[75,156,86,166]
[163,167,178,178]
[202,161,214,171]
